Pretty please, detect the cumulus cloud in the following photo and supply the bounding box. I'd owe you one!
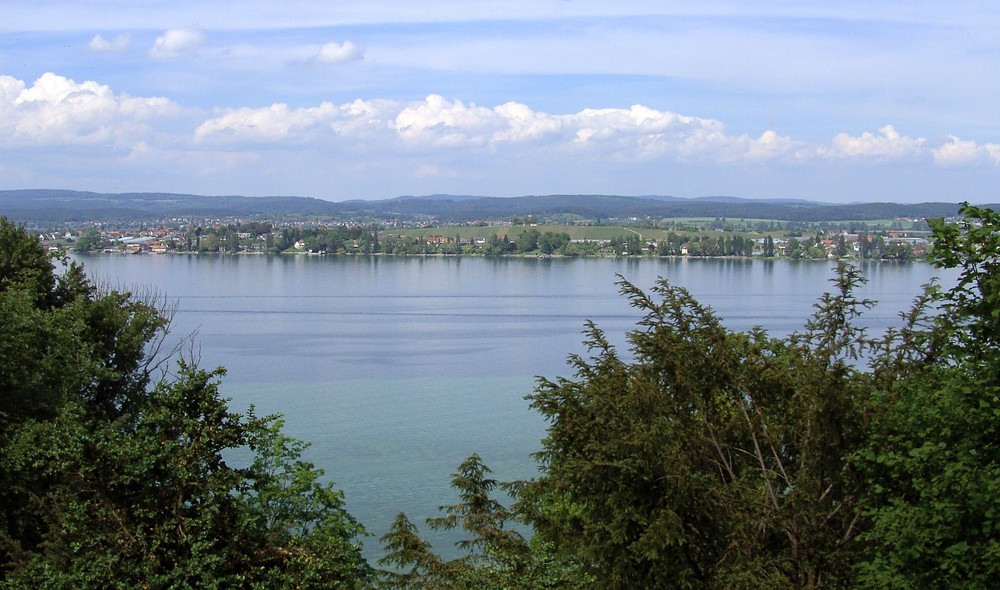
[196,93,800,164]
[932,135,1000,166]
[392,97,744,158]
[820,125,925,159]
[86,33,131,53]
[741,130,802,161]
[813,125,1000,166]
[933,136,982,165]
[563,105,732,160]
[311,41,364,64]
[196,103,336,143]
[149,27,206,58]
[568,105,717,139]
[194,99,397,144]
[188,93,1000,173]
[0,73,183,147]
[8,69,1000,199]
[491,101,562,142]
[394,95,510,147]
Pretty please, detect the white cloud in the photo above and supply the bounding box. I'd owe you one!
[196,94,801,164]
[311,41,364,64]
[149,27,206,59]
[987,145,1000,164]
[743,130,801,161]
[12,73,972,192]
[568,105,716,140]
[394,95,507,147]
[0,75,25,105]
[933,136,982,166]
[932,135,1000,166]
[392,98,737,157]
[86,33,131,53]
[194,99,397,144]
[555,105,801,163]
[565,105,726,159]
[820,125,926,159]
[491,101,562,142]
[196,103,333,142]
[0,73,183,146]
[815,125,1000,167]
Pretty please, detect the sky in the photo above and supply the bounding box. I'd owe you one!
[1,1,999,203]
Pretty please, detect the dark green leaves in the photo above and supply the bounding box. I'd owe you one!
[856,205,1000,589]
[522,269,881,588]
[0,218,368,589]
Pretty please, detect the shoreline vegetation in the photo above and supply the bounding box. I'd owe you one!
[57,220,932,261]
[76,249,934,263]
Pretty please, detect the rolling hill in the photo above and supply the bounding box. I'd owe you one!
[0,189,987,225]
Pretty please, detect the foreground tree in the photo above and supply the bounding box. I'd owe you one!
[0,217,368,588]
[855,204,1000,589]
[519,265,885,589]
[377,454,586,589]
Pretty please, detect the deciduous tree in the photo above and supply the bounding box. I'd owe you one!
[0,217,369,588]
[856,204,1000,589]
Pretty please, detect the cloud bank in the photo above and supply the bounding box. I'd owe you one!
[4,72,999,167]
[193,93,1000,168]
[1,72,998,200]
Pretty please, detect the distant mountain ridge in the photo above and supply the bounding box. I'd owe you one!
[0,189,988,224]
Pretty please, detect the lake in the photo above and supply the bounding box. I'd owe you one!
[72,253,955,558]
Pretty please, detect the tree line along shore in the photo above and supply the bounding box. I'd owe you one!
[48,216,933,260]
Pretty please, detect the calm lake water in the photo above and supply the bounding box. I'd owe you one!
[73,253,955,558]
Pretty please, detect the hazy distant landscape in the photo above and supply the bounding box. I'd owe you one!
[1,189,986,225]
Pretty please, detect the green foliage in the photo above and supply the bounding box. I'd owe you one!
[241,413,371,588]
[928,203,1000,355]
[856,369,1000,589]
[377,454,585,589]
[0,217,368,588]
[516,229,540,254]
[1,218,62,308]
[72,228,105,252]
[855,203,1000,589]
[521,268,880,588]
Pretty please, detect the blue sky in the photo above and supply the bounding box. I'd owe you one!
[1,1,998,203]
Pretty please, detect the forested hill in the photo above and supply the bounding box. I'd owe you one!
[0,189,988,224]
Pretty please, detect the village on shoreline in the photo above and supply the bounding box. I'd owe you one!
[39,213,935,261]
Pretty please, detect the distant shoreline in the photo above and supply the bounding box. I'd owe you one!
[71,250,930,263]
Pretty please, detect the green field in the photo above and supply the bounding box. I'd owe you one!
[393,225,774,242]
[390,217,927,244]
[393,225,641,241]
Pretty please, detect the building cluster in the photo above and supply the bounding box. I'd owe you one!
[38,218,932,260]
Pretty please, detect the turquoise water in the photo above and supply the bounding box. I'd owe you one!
[74,254,954,557]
